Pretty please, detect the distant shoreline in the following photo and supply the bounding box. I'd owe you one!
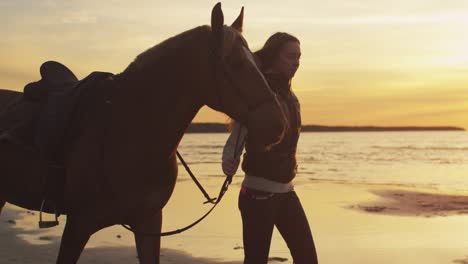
[187,123,465,133]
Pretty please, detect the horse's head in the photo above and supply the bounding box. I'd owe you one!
[206,3,287,149]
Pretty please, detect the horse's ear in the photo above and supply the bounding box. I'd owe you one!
[211,2,224,37]
[211,2,224,57]
[231,6,244,33]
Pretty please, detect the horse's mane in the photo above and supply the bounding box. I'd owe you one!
[124,26,210,73]
[124,25,240,73]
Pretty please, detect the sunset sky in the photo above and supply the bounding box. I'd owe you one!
[1,0,467,129]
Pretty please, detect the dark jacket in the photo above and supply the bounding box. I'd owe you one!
[241,73,302,183]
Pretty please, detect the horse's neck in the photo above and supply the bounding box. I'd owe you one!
[162,83,203,151]
[113,29,213,155]
[114,65,204,155]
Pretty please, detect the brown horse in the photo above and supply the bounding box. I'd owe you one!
[0,3,287,264]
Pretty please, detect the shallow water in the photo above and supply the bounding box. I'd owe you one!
[179,131,468,191]
[3,131,468,263]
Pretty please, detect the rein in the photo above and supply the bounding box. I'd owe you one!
[176,151,216,204]
[121,132,239,237]
[121,171,233,237]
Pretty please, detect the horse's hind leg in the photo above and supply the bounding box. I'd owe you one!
[56,216,93,264]
[133,210,162,264]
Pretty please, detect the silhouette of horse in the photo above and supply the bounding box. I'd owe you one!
[0,3,287,263]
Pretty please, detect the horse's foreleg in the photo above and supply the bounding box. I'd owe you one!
[56,216,93,264]
[133,210,162,264]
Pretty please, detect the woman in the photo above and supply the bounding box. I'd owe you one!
[222,32,318,264]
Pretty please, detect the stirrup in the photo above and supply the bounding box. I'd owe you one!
[38,199,59,228]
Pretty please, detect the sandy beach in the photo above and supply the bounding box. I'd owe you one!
[2,179,468,263]
[0,199,240,264]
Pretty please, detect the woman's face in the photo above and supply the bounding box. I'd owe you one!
[271,41,301,80]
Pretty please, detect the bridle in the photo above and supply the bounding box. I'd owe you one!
[209,35,278,126]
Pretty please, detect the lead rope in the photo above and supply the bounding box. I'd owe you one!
[121,126,242,237]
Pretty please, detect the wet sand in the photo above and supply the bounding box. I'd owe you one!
[2,180,468,263]
[349,188,468,217]
[0,206,240,264]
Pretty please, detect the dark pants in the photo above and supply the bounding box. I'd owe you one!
[238,188,318,264]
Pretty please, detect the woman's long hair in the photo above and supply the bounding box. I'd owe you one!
[227,32,300,130]
[254,32,300,72]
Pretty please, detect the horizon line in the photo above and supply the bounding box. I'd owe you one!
[190,122,466,130]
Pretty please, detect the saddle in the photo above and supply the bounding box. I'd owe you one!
[0,61,82,142]
[21,61,112,158]
[23,61,79,102]
[0,61,112,226]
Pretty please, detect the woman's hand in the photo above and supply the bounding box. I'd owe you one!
[222,158,240,177]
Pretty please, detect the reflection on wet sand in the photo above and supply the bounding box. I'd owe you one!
[349,189,468,217]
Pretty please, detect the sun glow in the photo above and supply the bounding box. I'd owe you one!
[1,1,467,129]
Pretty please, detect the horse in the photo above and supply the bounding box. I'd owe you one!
[0,3,287,263]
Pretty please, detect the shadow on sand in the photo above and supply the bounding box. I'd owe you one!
[0,206,240,264]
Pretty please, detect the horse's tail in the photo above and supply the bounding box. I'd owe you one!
[0,134,50,213]
[0,89,50,213]
[0,200,5,215]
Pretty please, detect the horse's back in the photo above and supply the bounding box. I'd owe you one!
[0,89,23,113]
